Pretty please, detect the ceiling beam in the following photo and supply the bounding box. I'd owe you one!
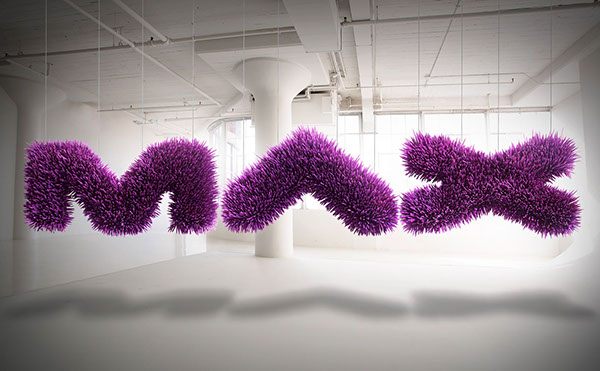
[112,0,169,43]
[348,0,375,131]
[195,32,302,53]
[282,0,341,52]
[61,0,223,106]
[342,2,600,27]
[512,21,600,105]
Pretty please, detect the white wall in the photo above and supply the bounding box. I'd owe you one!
[0,85,17,241]
[580,48,600,202]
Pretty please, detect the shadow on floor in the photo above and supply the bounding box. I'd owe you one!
[228,287,408,318]
[413,290,596,319]
[1,287,408,319]
[1,287,595,320]
[2,288,234,318]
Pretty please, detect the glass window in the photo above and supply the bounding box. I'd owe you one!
[489,111,551,151]
[375,114,419,194]
[209,118,253,190]
[338,115,361,159]
[423,113,487,151]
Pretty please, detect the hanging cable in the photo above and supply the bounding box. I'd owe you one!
[141,0,145,149]
[97,0,101,150]
[373,1,378,171]
[497,0,500,150]
[549,0,553,133]
[242,0,246,91]
[44,0,48,142]
[191,2,196,140]
[460,0,464,140]
[276,0,280,143]
[417,0,421,131]
[242,0,246,166]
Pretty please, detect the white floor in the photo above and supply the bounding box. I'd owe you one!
[1,236,600,370]
[0,233,206,297]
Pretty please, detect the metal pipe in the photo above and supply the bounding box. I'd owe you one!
[341,2,599,27]
[343,79,514,89]
[424,0,462,86]
[1,27,297,60]
[164,113,251,122]
[372,106,552,113]
[173,26,296,43]
[98,103,216,112]
[61,0,222,106]
[340,106,552,114]
[329,53,347,90]
[293,84,337,101]
[112,0,169,43]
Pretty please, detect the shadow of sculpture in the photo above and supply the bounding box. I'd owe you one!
[2,287,594,321]
[413,290,596,319]
[3,288,235,318]
[2,287,408,319]
[228,287,408,318]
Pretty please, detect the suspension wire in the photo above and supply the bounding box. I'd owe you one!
[44,0,48,141]
[141,0,145,149]
[276,0,280,143]
[497,0,500,150]
[242,0,246,166]
[417,0,421,131]
[191,2,195,140]
[97,0,101,150]
[242,0,246,91]
[372,0,377,171]
[549,0,553,133]
[460,0,464,140]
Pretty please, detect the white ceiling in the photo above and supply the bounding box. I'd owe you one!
[0,0,599,116]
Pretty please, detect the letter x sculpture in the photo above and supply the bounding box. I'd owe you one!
[400,133,580,237]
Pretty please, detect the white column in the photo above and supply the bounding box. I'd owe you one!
[234,58,311,258]
[0,84,17,241]
[0,76,66,240]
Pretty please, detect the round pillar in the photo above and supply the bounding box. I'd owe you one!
[233,58,311,258]
[0,76,66,240]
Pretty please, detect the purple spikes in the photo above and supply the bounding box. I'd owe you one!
[221,127,399,236]
[400,133,581,237]
[24,138,218,236]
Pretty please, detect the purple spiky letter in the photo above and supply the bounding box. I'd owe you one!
[24,138,218,235]
[400,133,581,237]
[221,127,398,236]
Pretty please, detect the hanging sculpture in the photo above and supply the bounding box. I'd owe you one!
[24,138,219,235]
[221,127,399,236]
[400,133,580,236]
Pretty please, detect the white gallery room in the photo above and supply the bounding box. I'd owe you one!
[1,0,600,370]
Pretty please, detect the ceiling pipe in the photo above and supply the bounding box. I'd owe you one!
[340,106,552,115]
[98,103,217,112]
[342,79,515,89]
[424,0,461,87]
[294,83,338,101]
[341,2,599,27]
[61,0,222,106]
[1,27,297,60]
[4,2,596,62]
[112,0,169,43]
[329,52,347,90]
[164,113,251,122]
